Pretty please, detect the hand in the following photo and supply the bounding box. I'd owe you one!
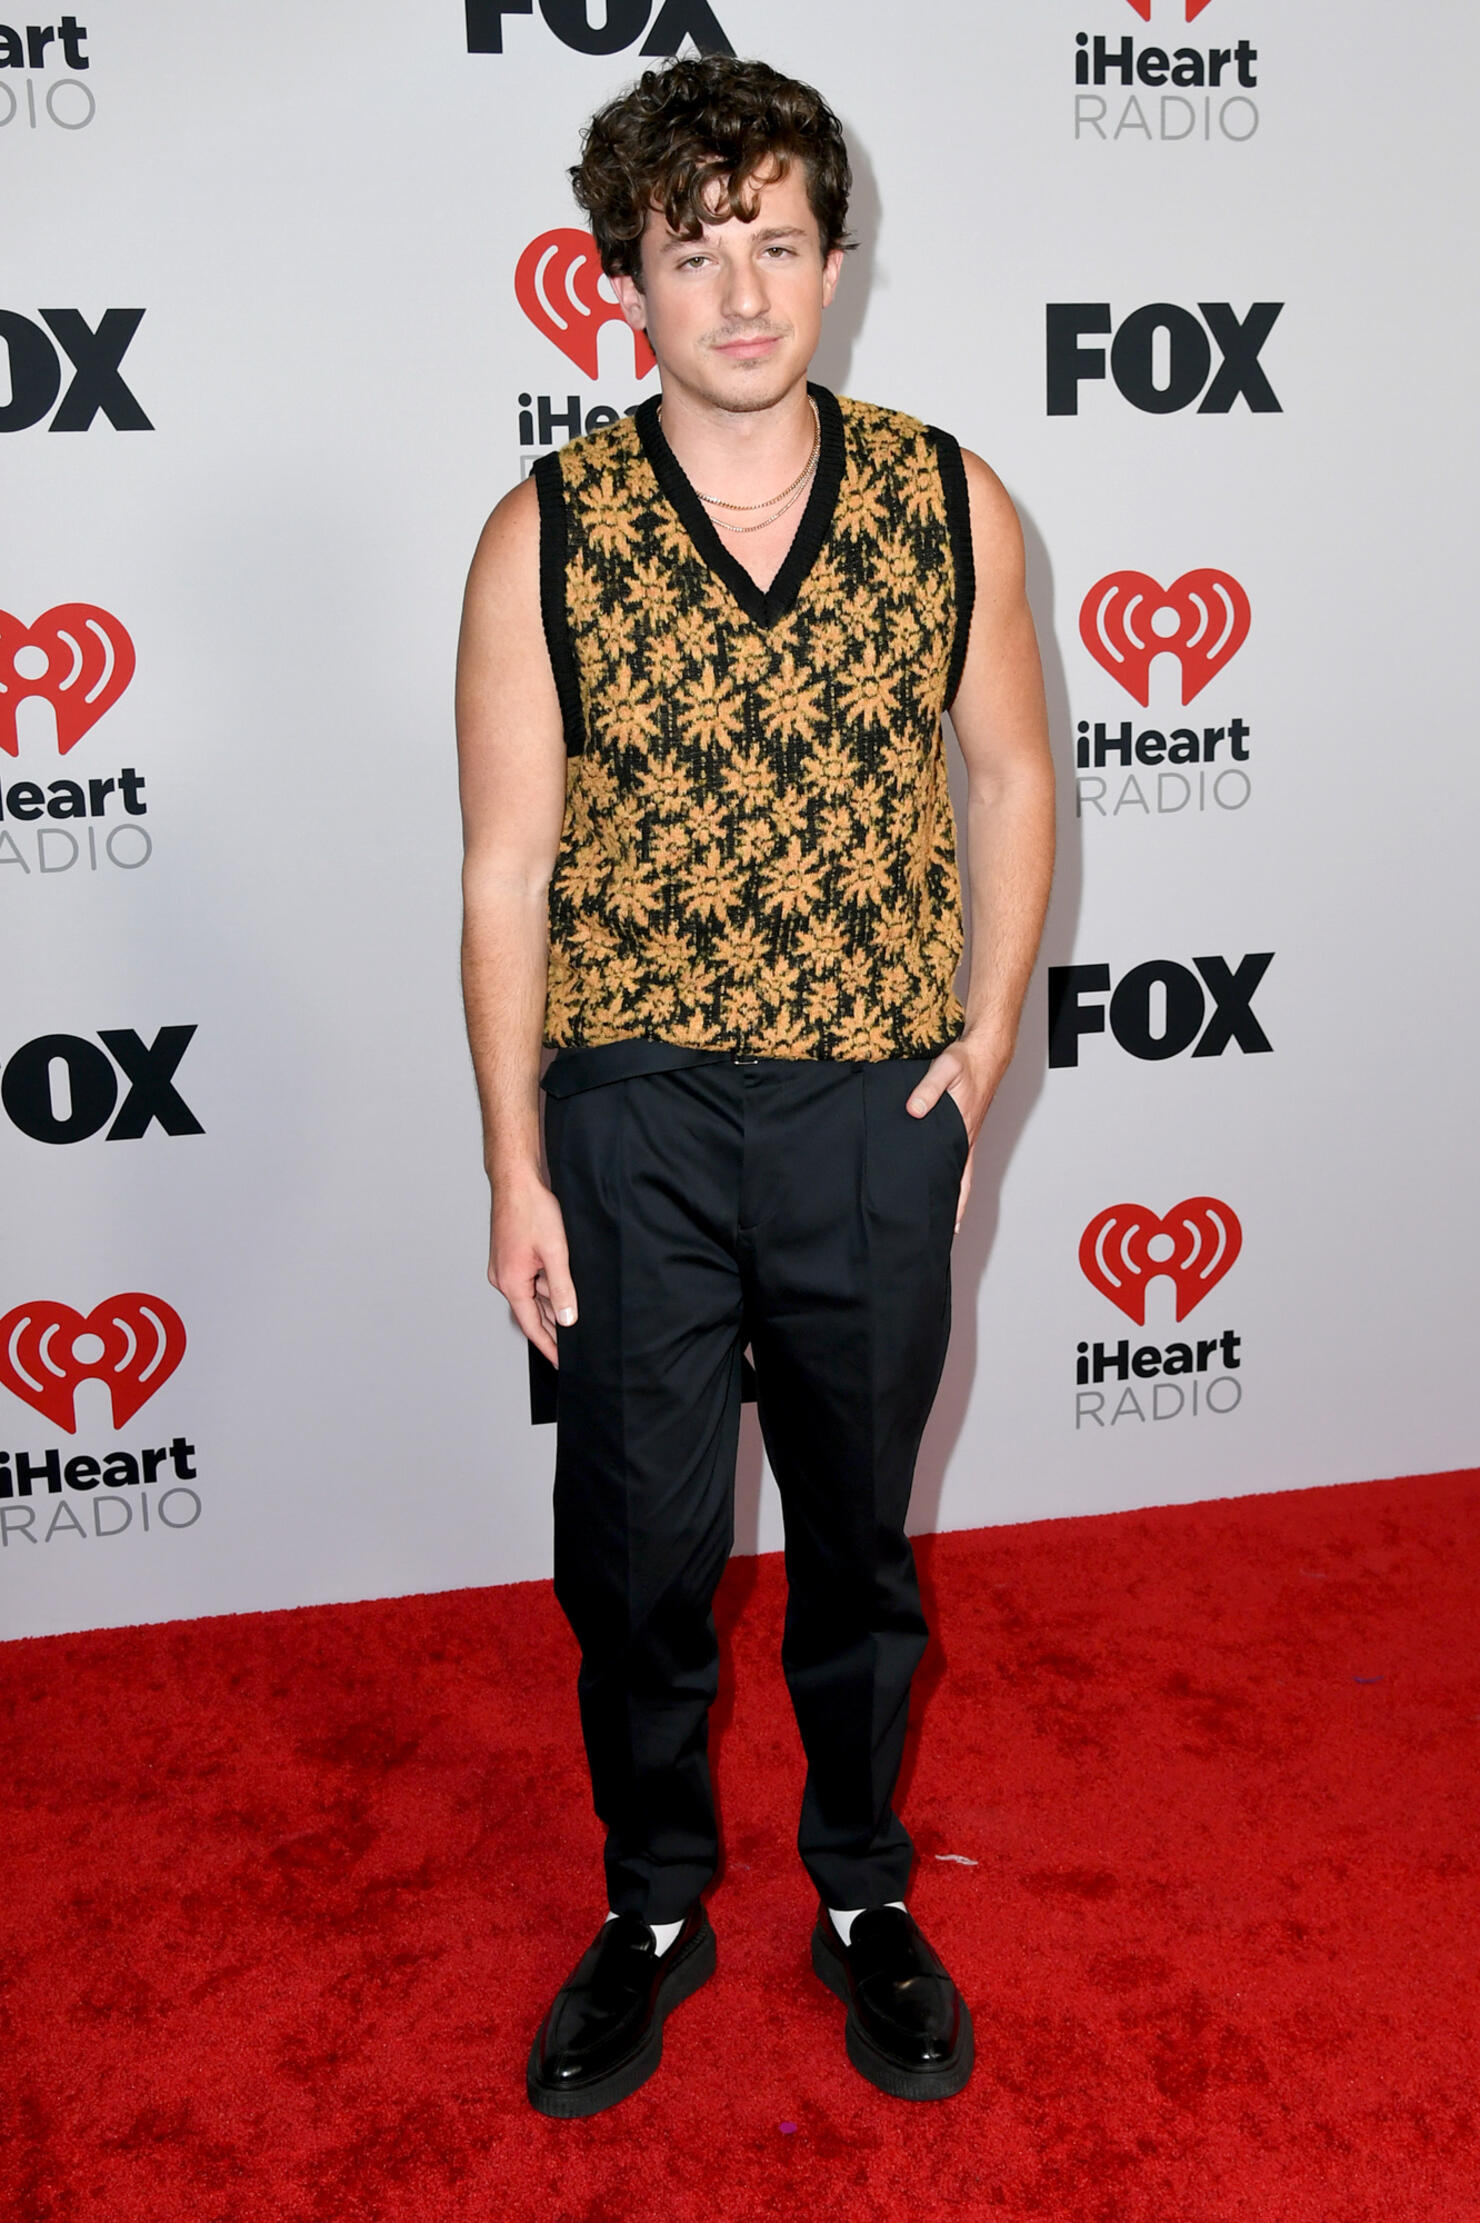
[488,1167,577,1366]
[905,1032,1013,1234]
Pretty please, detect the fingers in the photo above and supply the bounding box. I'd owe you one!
[501,1262,573,1368]
[508,1288,558,1369]
[488,1186,578,1366]
[539,1253,579,1330]
[495,1262,568,1360]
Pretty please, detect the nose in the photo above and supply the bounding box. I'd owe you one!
[720,250,769,324]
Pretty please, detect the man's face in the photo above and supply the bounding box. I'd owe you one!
[612,160,843,414]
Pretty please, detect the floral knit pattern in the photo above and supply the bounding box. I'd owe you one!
[538,392,971,1060]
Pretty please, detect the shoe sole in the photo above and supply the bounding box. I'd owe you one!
[527,1917,717,2119]
[810,1927,975,2101]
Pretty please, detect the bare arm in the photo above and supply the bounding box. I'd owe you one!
[456,475,576,1361]
[905,451,1057,1226]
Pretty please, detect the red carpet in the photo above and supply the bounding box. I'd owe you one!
[2,1470,1477,2223]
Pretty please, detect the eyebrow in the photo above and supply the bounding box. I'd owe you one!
[657,223,809,254]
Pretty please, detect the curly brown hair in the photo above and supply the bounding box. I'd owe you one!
[571,56,853,281]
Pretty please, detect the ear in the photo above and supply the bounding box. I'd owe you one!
[610,272,648,332]
[820,245,845,311]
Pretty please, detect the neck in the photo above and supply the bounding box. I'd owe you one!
[656,375,818,508]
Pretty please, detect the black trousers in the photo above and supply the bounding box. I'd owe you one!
[544,1054,968,1923]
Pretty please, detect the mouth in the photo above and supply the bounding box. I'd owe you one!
[711,335,782,361]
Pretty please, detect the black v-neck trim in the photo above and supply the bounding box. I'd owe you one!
[633,382,846,628]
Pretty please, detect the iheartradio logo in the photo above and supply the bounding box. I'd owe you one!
[1123,0,1215,18]
[0,1294,186,1433]
[515,230,656,381]
[1079,570,1249,706]
[1079,1198,1241,1324]
[0,604,135,757]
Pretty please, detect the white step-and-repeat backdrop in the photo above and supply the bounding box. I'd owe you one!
[4,0,1477,1640]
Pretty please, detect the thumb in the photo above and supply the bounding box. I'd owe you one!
[906,1054,960,1119]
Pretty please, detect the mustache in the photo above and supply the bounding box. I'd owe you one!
[705,323,790,346]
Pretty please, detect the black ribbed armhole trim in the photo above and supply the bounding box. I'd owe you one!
[930,427,976,708]
[532,451,585,757]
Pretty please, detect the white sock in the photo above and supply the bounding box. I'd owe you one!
[606,1910,684,1955]
[828,1901,906,1946]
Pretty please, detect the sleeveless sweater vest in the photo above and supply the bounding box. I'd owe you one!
[533,384,974,1061]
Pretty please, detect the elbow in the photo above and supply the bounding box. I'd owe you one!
[461,852,554,913]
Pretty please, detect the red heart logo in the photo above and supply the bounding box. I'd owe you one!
[515,228,656,382]
[1079,1199,1242,1325]
[1123,0,1214,17]
[0,604,136,757]
[0,1293,186,1433]
[1079,570,1250,706]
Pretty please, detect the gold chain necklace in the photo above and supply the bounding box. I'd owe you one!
[708,462,817,534]
[661,399,821,521]
[696,403,820,512]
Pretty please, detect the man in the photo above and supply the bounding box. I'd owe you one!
[456,56,1054,2116]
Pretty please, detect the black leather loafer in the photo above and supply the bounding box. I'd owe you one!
[527,1905,716,2118]
[811,1904,974,2100]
